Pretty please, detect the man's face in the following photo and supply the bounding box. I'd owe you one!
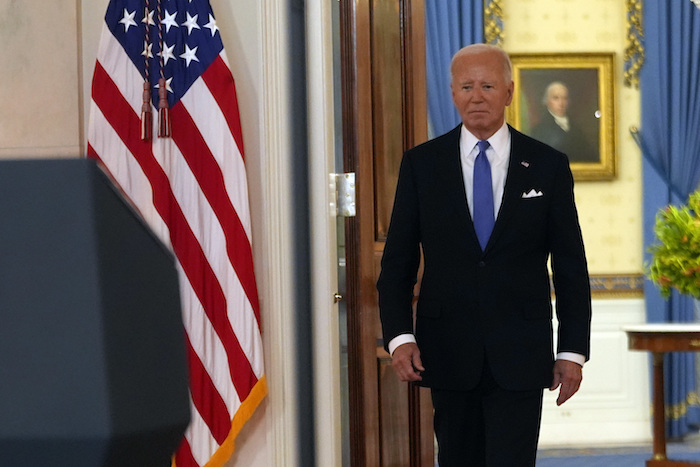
[546,84,569,117]
[450,51,514,140]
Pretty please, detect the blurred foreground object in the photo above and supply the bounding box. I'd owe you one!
[0,159,190,467]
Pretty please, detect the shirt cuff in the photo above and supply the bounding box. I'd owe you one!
[388,333,416,356]
[557,352,586,367]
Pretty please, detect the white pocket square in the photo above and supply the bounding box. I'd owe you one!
[522,189,543,199]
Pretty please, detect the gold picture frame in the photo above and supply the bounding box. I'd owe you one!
[506,53,616,181]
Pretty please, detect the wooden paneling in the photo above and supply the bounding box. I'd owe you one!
[371,0,428,241]
[340,0,380,463]
[370,0,404,240]
[378,350,411,466]
[340,0,431,465]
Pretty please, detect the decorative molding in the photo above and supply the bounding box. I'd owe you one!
[549,274,645,298]
[589,273,645,298]
[260,1,300,465]
[624,0,644,88]
[483,0,504,46]
[305,0,343,466]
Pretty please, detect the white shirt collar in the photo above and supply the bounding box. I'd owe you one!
[458,122,512,218]
[459,122,510,163]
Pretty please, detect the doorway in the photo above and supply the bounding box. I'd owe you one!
[335,0,434,465]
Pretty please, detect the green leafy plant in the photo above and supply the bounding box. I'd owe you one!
[647,191,700,299]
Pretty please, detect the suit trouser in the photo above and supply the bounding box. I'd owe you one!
[431,361,544,467]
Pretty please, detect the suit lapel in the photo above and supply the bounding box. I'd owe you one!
[435,126,480,246]
[438,125,538,254]
[485,127,536,251]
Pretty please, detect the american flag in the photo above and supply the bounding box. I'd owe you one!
[87,1,266,466]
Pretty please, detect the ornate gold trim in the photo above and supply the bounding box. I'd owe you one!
[506,53,617,181]
[624,0,644,88]
[484,0,504,46]
[549,274,644,298]
[590,274,645,298]
[656,390,700,421]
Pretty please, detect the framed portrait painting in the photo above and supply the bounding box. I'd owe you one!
[506,53,616,181]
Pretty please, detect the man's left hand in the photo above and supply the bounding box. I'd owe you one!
[549,359,582,406]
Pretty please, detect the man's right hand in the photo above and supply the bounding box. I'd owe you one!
[391,343,424,382]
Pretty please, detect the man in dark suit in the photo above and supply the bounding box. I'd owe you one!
[377,44,591,466]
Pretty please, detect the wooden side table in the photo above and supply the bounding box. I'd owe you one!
[625,324,700,467]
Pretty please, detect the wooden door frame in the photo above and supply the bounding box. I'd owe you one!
[340,0,378,463]
[339,0,429,465]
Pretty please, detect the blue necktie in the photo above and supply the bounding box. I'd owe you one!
[473,140,494,250]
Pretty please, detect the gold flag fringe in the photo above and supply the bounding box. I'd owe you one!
[171,376,268,467]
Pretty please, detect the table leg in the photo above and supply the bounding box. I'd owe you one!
[652,352,667,462]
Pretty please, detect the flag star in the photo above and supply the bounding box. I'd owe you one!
[142,8,155,26]
[142,41,153,59]
[159,42,176,65]
[182,12,200,35]
[180,44,200,66]
[119,8,137,32]
[204,14,219,36]
[162,10,179,33]
[155,77,174,94]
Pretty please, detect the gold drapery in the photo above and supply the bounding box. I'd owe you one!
[624,0,644,88]
[484,0,504,46]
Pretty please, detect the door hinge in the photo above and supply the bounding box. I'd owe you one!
[331,173,356,217]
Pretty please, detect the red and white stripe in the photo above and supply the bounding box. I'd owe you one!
[88,22,265,467]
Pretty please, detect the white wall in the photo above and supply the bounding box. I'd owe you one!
[0,0,81,159]
[540,298,652,447]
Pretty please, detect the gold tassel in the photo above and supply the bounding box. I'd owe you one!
[140,80,152,141]
[158,77,170,138]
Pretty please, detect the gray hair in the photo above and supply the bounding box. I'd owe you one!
[450,44,513,84]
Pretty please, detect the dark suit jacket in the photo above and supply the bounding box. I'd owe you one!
[377,124,591,392]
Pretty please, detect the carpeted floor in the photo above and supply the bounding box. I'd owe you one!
[536,439,700,466]
[431,436,700,465]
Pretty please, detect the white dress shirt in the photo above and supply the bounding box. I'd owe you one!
[459,123,510,219]
[387,123,585,367]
